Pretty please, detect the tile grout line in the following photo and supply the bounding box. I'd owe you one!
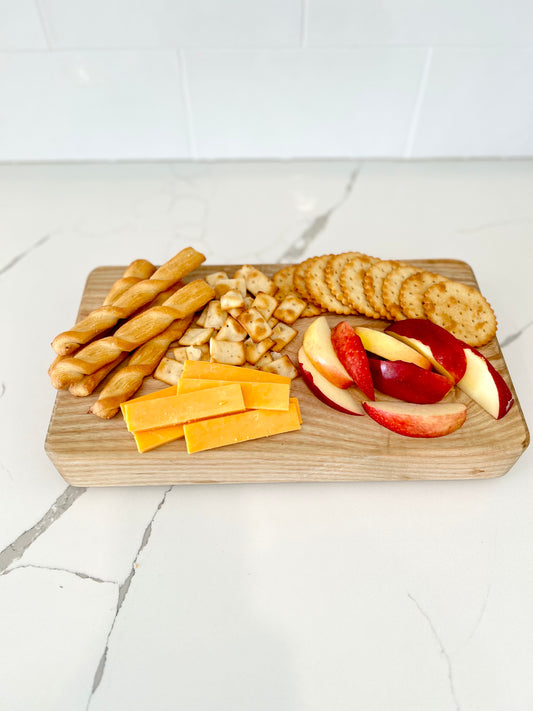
[177,50,199,160]
[33,0,54,50]
[300,0,309,48]
[403,47,433,158]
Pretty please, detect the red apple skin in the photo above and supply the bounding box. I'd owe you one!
[302,316,353,389]
[298,347,363,416]
[368,357,452,404]
[331,321,375,400]
[386,319,467,384]
[362,401,467,438]
[457,343,514,419]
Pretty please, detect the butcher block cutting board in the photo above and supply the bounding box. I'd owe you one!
[45,259,529,486]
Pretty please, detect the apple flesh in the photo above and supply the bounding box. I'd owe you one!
[457,344,514,419]
[298,347,363,416]
[386,319,467,384]
[362,400,467,438]
[354,326,432,371]
[331,321,375,400]
[368,357,453,404]
[302,316,353,389]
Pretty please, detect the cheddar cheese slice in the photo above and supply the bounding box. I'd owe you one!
[119,385,177,418]
[181,360,290,385]
[133,424,185,453]
[123,383,245,432]
[177,378,290,411]
[183,399,301,453]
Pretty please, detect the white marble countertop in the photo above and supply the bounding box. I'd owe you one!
[1,160,532,710]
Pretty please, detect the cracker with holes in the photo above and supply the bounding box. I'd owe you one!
[220,289,245,311]
[154,357,184,385]
[244,336,275,365]
[293,258,324,316]
[399,271,448,319]
[259,354,298,379]
[270,322,297,352]
[339,254,381,318]
[209,338,246,365]
[325,251,365,307]
[252,292,278,321]
[215,315,247,342]
[273,264,297,298]
[237,308,273,342]
[363,259,405,319]
[273,293,307,324]
[423,281,497,346]
[382,265,422,320]
[178,327,214,346]
[305,254,354,315]
[234,265,276,296]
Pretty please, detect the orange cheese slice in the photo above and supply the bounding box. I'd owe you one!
[119,385,177,417]
[183,398,301,453]
[133,425,185,453]
[123,383,245,432]
[181,360,290,385]
[177,378,290,411]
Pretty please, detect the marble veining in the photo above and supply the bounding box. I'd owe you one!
[0,160,532,711]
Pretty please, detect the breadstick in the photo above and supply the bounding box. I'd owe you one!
[49,259,155,380]
[89,316,193,419]
[50,279,214,390]
[103,259,156,304]
[51,247,205,355]
[69,354,128,397]
[67,285,181,397]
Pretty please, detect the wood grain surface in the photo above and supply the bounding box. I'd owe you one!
[45,260,530,486]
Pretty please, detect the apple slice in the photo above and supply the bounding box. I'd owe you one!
[298,347,363,416]
[457,344,514,419]
[368,357,453,404]
[331,321,375,400]
[302,316,353,388]
[362,400,467,438]
[354,326,432,370]
[386,319,467,384]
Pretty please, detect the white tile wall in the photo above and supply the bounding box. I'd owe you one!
[185,49,427,158]
[0,0,47,50]
[0,51,190,161]
[306,0,533,47]
[0,0,532,160]
[39,0,302,49]
[413,48,533,157]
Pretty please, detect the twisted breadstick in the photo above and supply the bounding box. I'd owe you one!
[103,259,156,304]
[50,279,214,390]
[89,315,193,419]
[49,258,155,380]
[68,284,181,397]
[51,247,205,355]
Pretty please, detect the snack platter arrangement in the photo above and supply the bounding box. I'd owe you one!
[45,250,529,486]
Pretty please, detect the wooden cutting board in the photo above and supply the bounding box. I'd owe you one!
[45,259,530,486]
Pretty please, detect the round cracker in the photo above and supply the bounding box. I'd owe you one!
[325,252,365,306]
[363,259,404,319]
[423,281,497,346]
[399,271,448,319]
[382,265,422,320]
[339,255,382,318]
[305,254,354,314]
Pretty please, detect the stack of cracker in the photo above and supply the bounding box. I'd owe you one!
[273,252,497,347]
